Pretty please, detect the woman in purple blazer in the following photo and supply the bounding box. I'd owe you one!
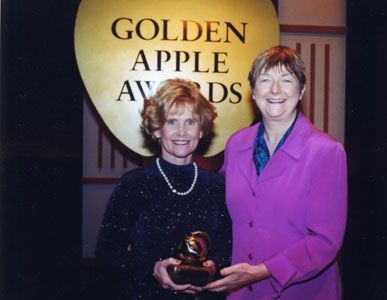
[203,46,347,299]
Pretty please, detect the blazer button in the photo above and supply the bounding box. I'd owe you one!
[248,285,253,291]
[249,221,254,227]
[252,191,255,196]
[248,253,253,260]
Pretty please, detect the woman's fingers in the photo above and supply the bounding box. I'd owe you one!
[171,283,193,291]
[154,258,179,287]
[219,263,245,276]
[204,263,271,293]
[203,260,215,268]
[154,258,198,293]
[204,263,253,292]
[204,277,230,292]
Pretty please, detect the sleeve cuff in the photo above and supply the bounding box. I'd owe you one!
[264,253,297,289]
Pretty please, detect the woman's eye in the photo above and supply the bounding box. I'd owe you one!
[187,120,196,126]
[167,120,176,125]
[282,77,294,83]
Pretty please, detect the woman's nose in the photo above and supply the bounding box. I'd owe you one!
[178,124,186,136]
[270,81,280,94]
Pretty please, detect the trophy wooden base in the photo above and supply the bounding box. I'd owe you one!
[167,264,214,287]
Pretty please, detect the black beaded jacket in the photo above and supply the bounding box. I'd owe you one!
[96,158,232,300]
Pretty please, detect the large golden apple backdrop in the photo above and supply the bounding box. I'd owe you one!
[74,0,279,156]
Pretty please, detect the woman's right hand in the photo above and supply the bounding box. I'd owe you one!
[153,258,200,294]
[203,262,271,293]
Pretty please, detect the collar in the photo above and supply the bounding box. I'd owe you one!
[278,113,313,160]
[235,113,313,161]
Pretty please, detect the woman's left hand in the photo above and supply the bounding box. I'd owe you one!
[203,262,271,293]
[154,258,196,293]
[153,258,216,294]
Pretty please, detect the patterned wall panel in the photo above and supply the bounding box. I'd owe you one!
[280,33,346,144]
[83,99,142,182]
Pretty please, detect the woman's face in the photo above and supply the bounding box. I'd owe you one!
[155,103,202,165]
[253,66,305,123]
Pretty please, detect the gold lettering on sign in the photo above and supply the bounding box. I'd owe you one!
[111,18,247,43]
[74,0,279,156]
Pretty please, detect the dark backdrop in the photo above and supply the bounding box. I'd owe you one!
[341,1,387,299]
[1,0,386,299]
[1,0,84,299]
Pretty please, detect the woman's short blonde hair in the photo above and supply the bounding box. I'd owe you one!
[141,78,217,142]
[248,45,306,95]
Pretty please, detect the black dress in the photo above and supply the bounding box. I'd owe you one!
[95,158,232,300]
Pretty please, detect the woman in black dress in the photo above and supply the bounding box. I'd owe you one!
[95,78,232,300]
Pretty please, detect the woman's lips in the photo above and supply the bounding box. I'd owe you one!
[266,98,286,104]
[172,140,190,145]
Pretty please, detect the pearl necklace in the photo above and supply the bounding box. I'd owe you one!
[156,158,198,196]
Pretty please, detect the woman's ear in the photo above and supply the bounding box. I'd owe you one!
[199,131,203,139]
[299,84,306,100]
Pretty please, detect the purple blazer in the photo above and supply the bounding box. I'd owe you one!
[220,114,347,300]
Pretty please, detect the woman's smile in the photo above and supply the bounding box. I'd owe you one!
[172,140,190,145]
[265,97,287,104]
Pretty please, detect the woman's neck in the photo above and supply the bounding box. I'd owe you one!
[161,153,193,166]
[262,113,296,155]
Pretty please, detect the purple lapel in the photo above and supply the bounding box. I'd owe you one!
[235,114,313,186]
